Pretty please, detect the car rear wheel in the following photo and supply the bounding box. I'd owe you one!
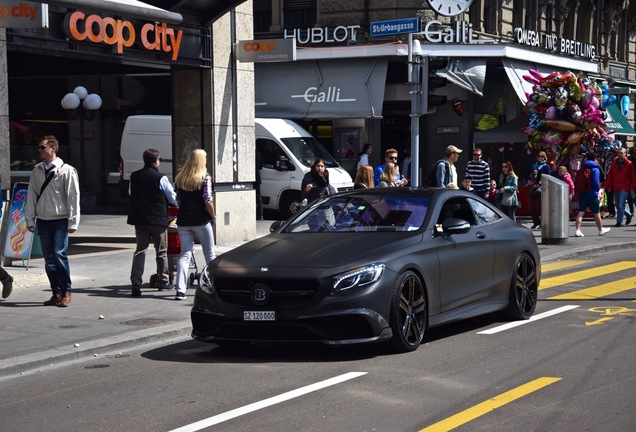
[506,252,538,320]
[388,271,427,353]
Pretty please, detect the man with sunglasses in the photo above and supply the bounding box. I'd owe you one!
[465,147,490,197]
[25,135,80,307]
[373,148,409,187]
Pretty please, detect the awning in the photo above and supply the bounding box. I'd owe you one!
[438,58,487,96]
[46,0,183,23]
[502,59,562,103]
[473,114,529,144]
[605,104,636,136]
[255,58,388,119]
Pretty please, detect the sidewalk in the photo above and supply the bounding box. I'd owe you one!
[0,214,634,379]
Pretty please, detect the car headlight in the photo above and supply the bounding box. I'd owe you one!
[200,265,215,295]
[332,263,385,295]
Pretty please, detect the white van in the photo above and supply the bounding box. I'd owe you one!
[119,116,353,215]
[256,118,353,217]
[119,115,172,197]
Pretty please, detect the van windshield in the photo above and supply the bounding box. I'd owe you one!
[281,137,339,168]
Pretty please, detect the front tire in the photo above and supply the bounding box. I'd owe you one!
[388,271,427,353]
[506,252,538,320]
[281,193,302,219]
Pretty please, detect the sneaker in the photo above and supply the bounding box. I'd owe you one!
[1,275,13,299]
[599,227,611,236]
[58,292,71,307]
[43,293,61,306]
[627,215,633,225]
[131,285,141,297]
[614,223,622,227]
[175,292,186,301]
[157,283,174,291]
[575,230,584,237]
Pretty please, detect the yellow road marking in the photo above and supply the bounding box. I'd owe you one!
[548,277,636,300]
[541,260,588,273]
[585,317,613,326]
[540,261,636,290]
[419,377,562,432]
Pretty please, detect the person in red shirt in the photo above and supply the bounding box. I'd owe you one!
[605,147,636,227]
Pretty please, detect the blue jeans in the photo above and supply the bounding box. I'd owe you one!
[614,190,632,224]
[176,222,215,293]
[37,219,72,294]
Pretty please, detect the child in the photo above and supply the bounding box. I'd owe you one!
[485,179,500,206]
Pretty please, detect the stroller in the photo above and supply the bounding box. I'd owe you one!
[150,207,201,289]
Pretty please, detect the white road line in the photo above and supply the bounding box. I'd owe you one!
[477,305,580,334]
[168,371,368,432]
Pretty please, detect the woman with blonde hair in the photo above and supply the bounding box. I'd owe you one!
[174,149,216,300]
[378,162,399,187]
[354,165,374,189]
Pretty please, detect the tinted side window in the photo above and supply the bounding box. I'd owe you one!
[468,198,501,225]
[437,197,476,226]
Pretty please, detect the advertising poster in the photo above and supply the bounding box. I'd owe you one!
[3,182,34,260]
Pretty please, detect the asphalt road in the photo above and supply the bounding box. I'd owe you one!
[2,248,635,432]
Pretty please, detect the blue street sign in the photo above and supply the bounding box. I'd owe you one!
[370,18,420,37]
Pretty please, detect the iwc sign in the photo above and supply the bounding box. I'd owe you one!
[427,0,474,17]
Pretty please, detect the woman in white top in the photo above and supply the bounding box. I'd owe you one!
[356,143,373,171]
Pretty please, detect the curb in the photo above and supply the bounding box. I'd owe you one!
[0,323,191,379]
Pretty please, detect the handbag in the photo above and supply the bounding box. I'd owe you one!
[502,191,514,207]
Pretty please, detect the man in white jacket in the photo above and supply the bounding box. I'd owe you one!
[25,135,80,307]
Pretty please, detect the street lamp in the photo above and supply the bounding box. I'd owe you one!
[60,86,102,189]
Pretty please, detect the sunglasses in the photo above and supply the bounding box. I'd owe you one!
[388,156,398,160]
[473,153,481,156]
[38,145,49,150]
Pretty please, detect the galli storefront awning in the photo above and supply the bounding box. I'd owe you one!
[255,58,388,119]
[605,103,636,137]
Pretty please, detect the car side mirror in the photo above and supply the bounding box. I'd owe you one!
[438,217,471,239]
[270,220,285,232]
[275,156,294,171]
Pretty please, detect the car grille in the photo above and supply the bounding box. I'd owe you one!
[215,278,319,307]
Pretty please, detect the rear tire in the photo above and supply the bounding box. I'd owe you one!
[388,271,427,353]
[506,252,538,320]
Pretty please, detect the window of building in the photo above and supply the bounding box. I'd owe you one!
[253,0,272,33]
[283,0,317,28]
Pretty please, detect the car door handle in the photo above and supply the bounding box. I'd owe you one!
[476,231,486,239]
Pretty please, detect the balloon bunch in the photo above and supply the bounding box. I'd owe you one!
[521,70,618,162]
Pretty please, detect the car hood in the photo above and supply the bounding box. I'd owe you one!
[213,233,423,269]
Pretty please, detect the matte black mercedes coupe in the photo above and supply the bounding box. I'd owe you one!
[191,188,541,352]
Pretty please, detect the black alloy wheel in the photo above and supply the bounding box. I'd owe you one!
[389,271,427,353]
[506,252,538,320]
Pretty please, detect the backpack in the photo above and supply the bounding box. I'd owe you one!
[425,160,450,187]
[575,167,592,194]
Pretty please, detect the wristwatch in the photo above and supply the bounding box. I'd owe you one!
[427,0,474,16]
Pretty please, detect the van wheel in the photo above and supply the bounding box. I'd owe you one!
[281,193,302,219]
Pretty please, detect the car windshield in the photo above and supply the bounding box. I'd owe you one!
[281,137,339,168]
[284,194,430,233]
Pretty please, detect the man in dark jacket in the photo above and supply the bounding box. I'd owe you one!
[574,152,611,237]
[127,149,177,296]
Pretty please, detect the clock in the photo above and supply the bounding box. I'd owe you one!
[427,0,474,17]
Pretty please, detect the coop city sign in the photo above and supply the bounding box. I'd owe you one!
[64,11,183,61]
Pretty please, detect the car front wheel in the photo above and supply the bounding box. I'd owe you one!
[506,252,538,320]
[388,271,427,353]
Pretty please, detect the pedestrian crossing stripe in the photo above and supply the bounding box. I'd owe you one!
[540,261,636,290]
[541,260,588,273]
[548,277,636,300]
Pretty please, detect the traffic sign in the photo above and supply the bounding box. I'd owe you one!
[370,18,420,37]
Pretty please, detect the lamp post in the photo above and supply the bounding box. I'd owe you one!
[408,34,422,186]
[60,86,102,190]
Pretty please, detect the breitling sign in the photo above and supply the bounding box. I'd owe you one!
[514,27,596,60]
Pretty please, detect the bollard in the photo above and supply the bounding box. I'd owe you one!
[541,174,569,244]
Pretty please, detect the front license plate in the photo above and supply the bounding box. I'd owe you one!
[243,311,275,321]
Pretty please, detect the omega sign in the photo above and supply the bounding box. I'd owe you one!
[63,11,183,61]
[514,27,596,59]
